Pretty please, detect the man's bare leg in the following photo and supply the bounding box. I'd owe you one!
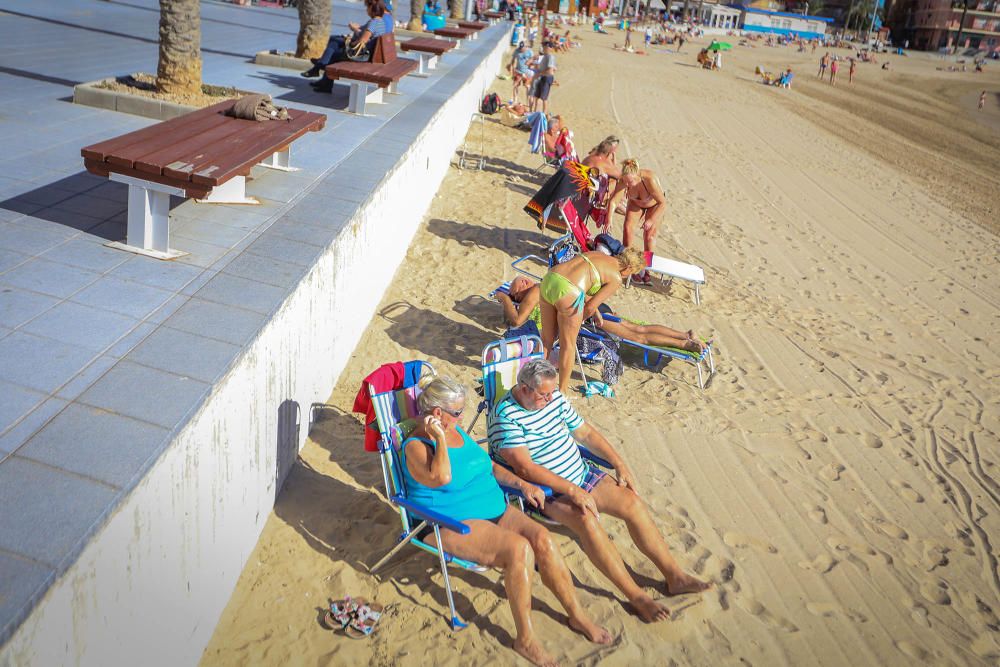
[591,478,711,596]
[542,499,670,622]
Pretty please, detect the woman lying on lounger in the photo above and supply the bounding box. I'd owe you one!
[497,275,710,353]
[537,250,645,395]
[402,377,612,667]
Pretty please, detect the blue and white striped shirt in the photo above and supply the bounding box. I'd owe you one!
[488,391,588,486]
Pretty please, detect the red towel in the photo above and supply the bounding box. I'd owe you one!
[352,362,406,452]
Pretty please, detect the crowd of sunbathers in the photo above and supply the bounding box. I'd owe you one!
[348,14,718,667]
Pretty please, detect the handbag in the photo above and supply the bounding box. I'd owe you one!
[346,36,372,62]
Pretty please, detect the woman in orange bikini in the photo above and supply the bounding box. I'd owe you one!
[538,249,645,395]
[610,159,666,284]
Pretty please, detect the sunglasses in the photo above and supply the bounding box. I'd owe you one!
[440,406,464,418]
[531,387,555,402]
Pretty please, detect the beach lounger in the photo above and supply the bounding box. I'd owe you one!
[485,283,716,390]
[531,128,578,176]
[526,199,707,305]
[365,360,546,629]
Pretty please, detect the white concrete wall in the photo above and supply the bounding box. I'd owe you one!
[1,30,510,667]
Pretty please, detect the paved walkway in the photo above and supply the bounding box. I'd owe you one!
[0,0,502,647]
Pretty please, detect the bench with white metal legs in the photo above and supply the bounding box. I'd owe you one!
[106,147,300,259]
[342,79,386,115]
[413,52,439,75]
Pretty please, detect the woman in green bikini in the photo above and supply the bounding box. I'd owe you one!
[498,275,709,353]
[538,249,644,394]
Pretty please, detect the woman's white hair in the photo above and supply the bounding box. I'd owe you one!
[417,376,467,413]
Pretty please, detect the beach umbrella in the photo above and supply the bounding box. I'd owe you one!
[707,42,732,51]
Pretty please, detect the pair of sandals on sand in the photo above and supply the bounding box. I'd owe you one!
[323,596,384,639]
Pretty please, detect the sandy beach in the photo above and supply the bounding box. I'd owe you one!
[201,25,1000,666]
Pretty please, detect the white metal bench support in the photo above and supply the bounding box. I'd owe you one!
[414,52,439,75]
[387,80,400,95]
[259,147,298,172]
[196,175,259,205]
[343,79,383,115]
[106,173,187,260]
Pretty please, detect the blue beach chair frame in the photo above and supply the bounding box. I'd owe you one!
[366,360,547,630]
[469,335,612,474]
[489,278,717,390]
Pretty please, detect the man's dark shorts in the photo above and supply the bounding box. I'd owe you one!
[532,74,554,101]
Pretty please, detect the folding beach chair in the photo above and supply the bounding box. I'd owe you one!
[469,335,611,472]
[522,199,707,305]
[366,360,542,630]
[531,128,578,176]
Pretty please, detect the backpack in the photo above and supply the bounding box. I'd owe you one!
[480,92,501,114]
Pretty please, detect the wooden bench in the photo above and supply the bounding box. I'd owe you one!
[324,34,418,115]
[81,99,325,259]
[399,37,457,74]
[433,26,476,45]
[457,20,488,33]
[482,10,505,23]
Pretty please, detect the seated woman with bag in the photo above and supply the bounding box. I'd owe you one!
[302,0,391,90]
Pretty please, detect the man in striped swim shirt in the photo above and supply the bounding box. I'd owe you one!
[488,358,710,623]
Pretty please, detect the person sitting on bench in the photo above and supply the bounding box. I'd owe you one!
[302,0,392,85]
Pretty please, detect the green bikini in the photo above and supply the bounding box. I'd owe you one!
[539,254,602,313]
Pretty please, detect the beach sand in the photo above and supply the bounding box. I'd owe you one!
[201,27,1000,666]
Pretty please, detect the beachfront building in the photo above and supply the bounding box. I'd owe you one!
[741,6,833,38]
[895,0,1000,51]
[694,2,743,28]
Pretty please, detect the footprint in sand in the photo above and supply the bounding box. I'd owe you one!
[908,600,931,627]
[919,579,952,606]
[798,553,838,574]
[723,532,779,554]
[806,602,868,623]
[889,478,924,503]
[820,463,846,482]
[862,432,884,449]
[894,640,933,661]
[738,598,798,633]
[921,541,949,571]
[803,503,828,524]
[859,511,909,541]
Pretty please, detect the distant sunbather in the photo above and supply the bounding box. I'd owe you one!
[497,276,709,353]
[402,377,612,665]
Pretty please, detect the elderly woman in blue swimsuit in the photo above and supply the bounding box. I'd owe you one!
[538,248,644,395]
[402,377,612,667]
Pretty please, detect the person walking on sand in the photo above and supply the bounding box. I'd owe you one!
[981,90,988,110]
[849,58,857,83]
[829,57,839,85]
[677,33,684,52]
[624,24,632,50]
[818,51,830,78]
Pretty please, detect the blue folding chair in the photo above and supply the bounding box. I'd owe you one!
[366,360,549,629]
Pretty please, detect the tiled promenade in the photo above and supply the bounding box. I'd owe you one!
[0,0,506,652]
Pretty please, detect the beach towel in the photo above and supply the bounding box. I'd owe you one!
[527,112,548,153]
[524,161,598,225]
[352,361,424,452]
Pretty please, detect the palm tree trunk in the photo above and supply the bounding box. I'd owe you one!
[296,0,333,59]
[409,0,424,30]
[157,0,202,96]
[682,0,690,20]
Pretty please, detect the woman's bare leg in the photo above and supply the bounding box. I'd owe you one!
[434,521,560,667]
[601,320,704,352]
[499,509,612,642]
[540,300,558,359]
[555,309,582,395]
[622,204,642,249]
[641,208,661,253]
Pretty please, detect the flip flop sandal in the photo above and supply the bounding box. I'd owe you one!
[345,602,384,639]
[323,596,361,630]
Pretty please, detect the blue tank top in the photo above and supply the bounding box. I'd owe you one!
[400,427,507,522]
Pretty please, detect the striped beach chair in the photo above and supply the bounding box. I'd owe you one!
[366,360,547,629]
[366,361,484,630]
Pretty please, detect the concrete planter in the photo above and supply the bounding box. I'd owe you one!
[73,77,253,121]
[254,50,312,70]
